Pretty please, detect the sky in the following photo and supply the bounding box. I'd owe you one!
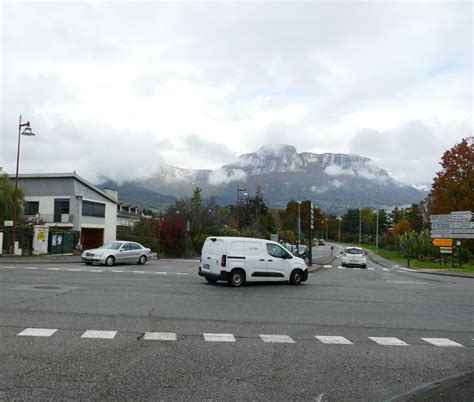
[0,0,472,188]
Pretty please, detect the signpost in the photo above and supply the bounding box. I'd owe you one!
[430,211,473,267]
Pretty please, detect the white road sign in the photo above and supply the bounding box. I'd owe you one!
[450,211,473,221]
[450,221,474,229]
[431,222,451,229]
[430,214,451,221]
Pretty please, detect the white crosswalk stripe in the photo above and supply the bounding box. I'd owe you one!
[81,330,117,339]
[18,328,57,337]
[421,338,463,347]
[315,336,352,345]
[204,333,236,342]
[144,332,177,341]
[9,328,467,347]
[369,337,408,346]
[260,334,295,343]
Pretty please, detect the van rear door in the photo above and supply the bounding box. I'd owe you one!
[202,238,225,275]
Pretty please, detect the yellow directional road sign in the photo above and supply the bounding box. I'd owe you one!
[432,238,453,247]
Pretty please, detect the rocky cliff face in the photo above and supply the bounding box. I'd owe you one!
[100,144,425,213]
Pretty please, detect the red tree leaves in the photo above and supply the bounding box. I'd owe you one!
[431,137,474,214]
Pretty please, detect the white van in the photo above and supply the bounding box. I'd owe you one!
[198,236,308,287]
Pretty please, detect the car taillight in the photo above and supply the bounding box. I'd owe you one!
[221,254,227,267]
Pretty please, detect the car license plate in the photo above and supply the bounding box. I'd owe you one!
[203,264,210,270]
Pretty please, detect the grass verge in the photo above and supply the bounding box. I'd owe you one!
[361,243,474,273]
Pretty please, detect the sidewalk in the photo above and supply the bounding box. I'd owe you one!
[0,254,82,264]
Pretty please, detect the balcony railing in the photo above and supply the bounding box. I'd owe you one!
[23,214,74,224]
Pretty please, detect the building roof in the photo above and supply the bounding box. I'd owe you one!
[10,172,118,204]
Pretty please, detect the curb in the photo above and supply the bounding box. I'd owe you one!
[308,255,337,273]
[389,371,474,402]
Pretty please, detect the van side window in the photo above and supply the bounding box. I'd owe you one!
[266,243,287,259]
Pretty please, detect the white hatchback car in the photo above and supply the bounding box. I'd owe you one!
[341,247,367,268]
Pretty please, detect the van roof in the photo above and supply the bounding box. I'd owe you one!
[206,236,274,243]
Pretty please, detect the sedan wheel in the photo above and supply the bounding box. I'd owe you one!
[105,256,115,266]
[138,255,147,265]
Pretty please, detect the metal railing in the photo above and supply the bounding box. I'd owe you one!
[23,214,74,224]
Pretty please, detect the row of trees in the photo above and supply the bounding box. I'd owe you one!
[126,137,472,260]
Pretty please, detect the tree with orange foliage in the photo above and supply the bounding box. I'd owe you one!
[431,137,474,214]
[392,219,411,237]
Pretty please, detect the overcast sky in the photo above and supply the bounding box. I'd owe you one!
[0,1,472,187]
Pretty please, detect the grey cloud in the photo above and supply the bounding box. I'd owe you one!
[349,121,471,185]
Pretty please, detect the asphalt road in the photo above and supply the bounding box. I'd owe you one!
[1,245,472,400]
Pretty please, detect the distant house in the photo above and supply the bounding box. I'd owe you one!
[10,173,118,249]
[117,202,144,227]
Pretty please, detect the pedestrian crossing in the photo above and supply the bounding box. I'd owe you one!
[321,265,376,271]
[12,327,470,347]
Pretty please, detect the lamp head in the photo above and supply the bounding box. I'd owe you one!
[21,125,35,136]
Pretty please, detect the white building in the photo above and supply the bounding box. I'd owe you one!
[11,173,118,249]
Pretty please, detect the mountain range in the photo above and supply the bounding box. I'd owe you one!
[99,144,426,214]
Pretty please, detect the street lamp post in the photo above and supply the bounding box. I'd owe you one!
[11,115,36,254]
[297,201,301,251]
[358,208,362,246]
[375,185,379,254]
[337,216,342,243]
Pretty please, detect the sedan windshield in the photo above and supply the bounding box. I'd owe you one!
[100,242,122,250]
[346,248,364,255]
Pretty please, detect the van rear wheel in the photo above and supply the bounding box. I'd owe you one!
[228,269,245,287]
[290,269,303,285]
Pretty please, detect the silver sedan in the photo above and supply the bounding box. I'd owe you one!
[81,241,152,266]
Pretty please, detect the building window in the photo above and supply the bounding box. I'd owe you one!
[54,199,70,222]
[25,201,39,215]
[82,200,105,217]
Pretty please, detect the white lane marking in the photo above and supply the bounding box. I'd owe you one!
[24,267,38,270]
[381,268,389,271]
[18,328,58,337]
[155,272,168,275]
[90,270,103,272]
[421,338,463,347]
[176,273,188,276]
[260,334,295,344]
[81,330,117,339]
[337,266,345,269]
[204,333,236,342]
[133,270,145,274]
[47,268,61,271]
[368,267,375,271]
[67,269,82,272]
[323,265,332,268]
[369,337,408,346]
[4,266,17,269]
[315,336,353,345]
[112,270,125,273]
[315,394,325,402]
[144,332,177,341]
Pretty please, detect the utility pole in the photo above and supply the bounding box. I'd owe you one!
[359,208,362,246]
[297,201,301,251]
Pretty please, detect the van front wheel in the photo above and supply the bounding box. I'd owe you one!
[290,269,303,285]
[228,269,245,287]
